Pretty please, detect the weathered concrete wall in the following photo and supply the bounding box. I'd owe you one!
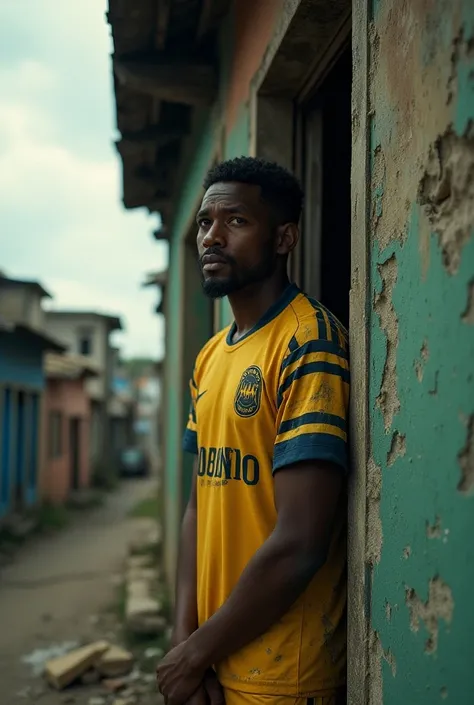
[366,0,474,702]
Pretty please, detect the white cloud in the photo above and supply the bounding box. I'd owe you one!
[0,3,168,358]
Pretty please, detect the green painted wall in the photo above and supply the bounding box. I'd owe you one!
[367,0,474,702]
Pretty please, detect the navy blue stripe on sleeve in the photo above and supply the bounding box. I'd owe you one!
[182,428,198,454]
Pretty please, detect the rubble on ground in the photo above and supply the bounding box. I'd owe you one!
[45,641,114,690]
[28,638,161,703]
[125,524,166,636]
[23,521,168,703]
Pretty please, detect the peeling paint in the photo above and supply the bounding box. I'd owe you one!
[457,413,474,494]
[418,129,474,275]
[366,457,383,566]
[368,628,397,705]
[414,339,429,382]
[405,577,454,655]
[426,515,442,539]
[461,279,474,323]
[368,630,383,705]
[387,431,406,466]
[374,254,400,431]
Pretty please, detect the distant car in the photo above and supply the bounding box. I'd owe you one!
[118,447,149,477]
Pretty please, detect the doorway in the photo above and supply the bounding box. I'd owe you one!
[70,417,81,490]
[14,390,26,511]
[298,45,352,329]
[1,388,12,515]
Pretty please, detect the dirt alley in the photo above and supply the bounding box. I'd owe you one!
[0,476,159,704]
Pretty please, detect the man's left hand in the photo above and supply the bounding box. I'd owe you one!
[156,640,205,705]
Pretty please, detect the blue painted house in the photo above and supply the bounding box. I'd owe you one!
[0,277,64,521]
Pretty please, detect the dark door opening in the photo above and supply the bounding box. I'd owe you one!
[15,391,26,511]
[1,388,12,513]
[70,417,81,490]
[300,45,352,329]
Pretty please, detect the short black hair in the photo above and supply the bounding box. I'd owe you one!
[203,156,304,224]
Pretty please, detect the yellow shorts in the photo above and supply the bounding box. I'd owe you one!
[223,690,346,705]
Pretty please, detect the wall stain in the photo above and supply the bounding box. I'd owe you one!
[426,515,442,539]
[461,279,474,324]
[414,339,429,382]
[405,577,454,654]
[418,129,474,275]
[402,545,411,560]
[457,413,474,494]
[387,431,407,466]
[374,254,400,431]
[366,457,383,566]
[428,370,439,396]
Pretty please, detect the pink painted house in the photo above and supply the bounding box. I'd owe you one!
[41,353,98,504]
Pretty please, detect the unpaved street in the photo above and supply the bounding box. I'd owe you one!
[0,477,159,704]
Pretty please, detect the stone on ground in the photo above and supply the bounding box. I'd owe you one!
[44,640,109,690]
[97,644,134,677]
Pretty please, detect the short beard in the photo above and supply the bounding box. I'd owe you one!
[200,244,276,300]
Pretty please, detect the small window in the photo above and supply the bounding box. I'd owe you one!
[78,329,93,356]
[49,411,63,458]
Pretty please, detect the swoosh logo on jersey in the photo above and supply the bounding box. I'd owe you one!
[196,390,207,403]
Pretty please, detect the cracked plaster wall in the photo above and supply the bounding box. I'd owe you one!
[366,0,474,703]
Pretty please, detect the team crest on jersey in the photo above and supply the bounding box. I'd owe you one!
[234,365,263,418]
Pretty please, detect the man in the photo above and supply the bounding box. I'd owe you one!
[156,157,349,705]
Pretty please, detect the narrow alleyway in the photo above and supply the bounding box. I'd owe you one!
[0,477,159,703]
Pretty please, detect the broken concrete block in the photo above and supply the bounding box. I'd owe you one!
[44,641,109,690]
[80,668,101,685]
[97,645,134,678]
[102,677,127,692]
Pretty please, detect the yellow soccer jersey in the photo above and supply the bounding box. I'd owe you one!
[183,283,349,696]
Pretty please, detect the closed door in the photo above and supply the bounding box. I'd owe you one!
[70,418,81,490]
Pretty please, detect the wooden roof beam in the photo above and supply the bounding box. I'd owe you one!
[113,57,217,106]
[115,127,184,156]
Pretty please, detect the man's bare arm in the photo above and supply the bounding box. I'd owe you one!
[157,459,343,705]
[184,460,342,668]
[171,458,198,647]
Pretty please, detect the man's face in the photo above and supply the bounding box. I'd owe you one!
[196,181,277,298]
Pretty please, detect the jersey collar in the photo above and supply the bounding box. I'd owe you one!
[225,282,300,348]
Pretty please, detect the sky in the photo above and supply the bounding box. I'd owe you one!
[0,0,168,359]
